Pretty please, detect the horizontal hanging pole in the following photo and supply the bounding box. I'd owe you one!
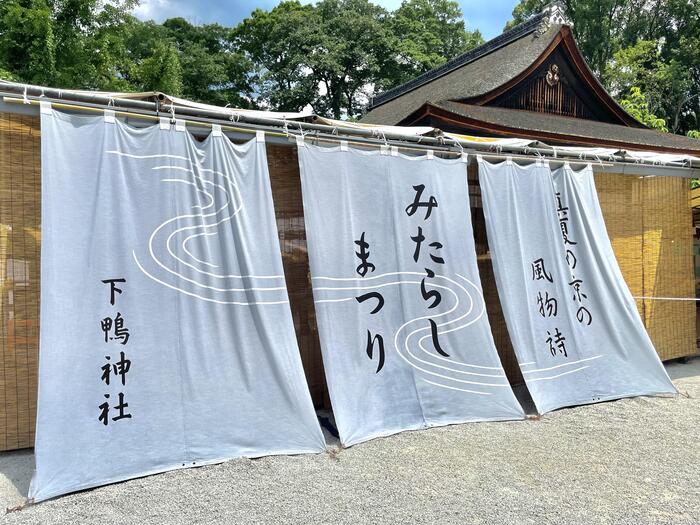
[1,80,699,178]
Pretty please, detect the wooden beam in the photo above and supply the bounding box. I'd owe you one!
[405,104,700,157]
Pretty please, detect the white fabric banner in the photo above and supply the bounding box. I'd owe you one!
[298,144,524,446]
[443,132,536,148]
[478,158,676,414]
[31,110,325,502]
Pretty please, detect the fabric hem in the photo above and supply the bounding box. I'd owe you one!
[29,445,326,503]
[535,388,678,415]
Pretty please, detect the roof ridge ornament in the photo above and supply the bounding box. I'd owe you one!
[535,1,572,37]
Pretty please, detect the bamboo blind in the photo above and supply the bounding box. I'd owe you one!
[266,144,330,408]
[0,112,41,451]
[595,172,697,361]
[0,112,697,451]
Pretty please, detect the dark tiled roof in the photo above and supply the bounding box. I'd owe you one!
[371,13,546,108]
[362,21,560,125]
[434,102,700,154]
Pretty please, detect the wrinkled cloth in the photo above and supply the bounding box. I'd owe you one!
[31,110,324,502]
[298,144,524,446]
[479,158,676,414]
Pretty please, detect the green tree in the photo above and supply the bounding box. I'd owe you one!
[619,87,667,131]
[234,1,319,112]
[236,0,481,116]
[0,2,252,104]
[0,0,137,89]
[0,67,19,81]
[384,0,483,87]
[237,0,392,118]
[0,0,57,85]
[312,0,393,118]
[163,18,252,107]
[136,39,183,95]
[605,41,691,133]
[662,0,700,134]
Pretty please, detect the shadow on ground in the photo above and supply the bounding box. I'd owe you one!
[0,449,32,509]
[666,355,700,380]
[1,356,697,511]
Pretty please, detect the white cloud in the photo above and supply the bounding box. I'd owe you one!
[130,0,517,40]
[132,0,174,20]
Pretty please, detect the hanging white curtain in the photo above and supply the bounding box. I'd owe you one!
[298,143,525,446]
[30,108,325,502]
[478,157,676,414]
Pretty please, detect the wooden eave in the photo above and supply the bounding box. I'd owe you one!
[403,103,700,156]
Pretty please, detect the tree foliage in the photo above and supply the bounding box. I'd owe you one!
[234,2,319,112]
[235,0,481,118]
[385,0,483,88]
[163,18,252,106]
[0,0,138,89]
[0,0,481,117]
[0,0,697,129]
[619,87,668,131]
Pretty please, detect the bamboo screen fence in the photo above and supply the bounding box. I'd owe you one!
[0,112,41,451]
[594,172,696,362]
[0,112,696,450]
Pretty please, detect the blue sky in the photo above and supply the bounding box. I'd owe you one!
[132,0,519,40]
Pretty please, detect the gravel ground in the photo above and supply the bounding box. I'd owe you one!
[2,358,699,525]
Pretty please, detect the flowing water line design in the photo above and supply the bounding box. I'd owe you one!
[520,354,603,374]
[107,149,290,305]
[313,271,511,394]
[518,354,605,382]
[314,271,601,390]
[108,149,600,381]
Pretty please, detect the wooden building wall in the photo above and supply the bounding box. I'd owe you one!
[0,112,695,450]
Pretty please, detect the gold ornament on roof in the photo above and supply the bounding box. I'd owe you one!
[546,64,561,87]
